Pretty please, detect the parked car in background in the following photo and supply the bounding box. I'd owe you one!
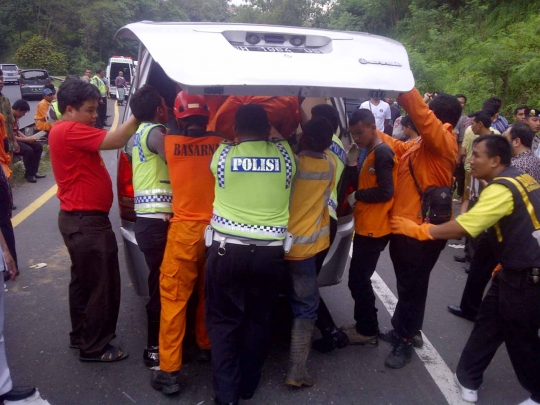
[114,21,414,296]
[0,64,21,84]
[20,69,51,100]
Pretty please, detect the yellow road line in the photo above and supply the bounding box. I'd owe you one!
[12,102,120,228]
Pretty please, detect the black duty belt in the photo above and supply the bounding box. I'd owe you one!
[61,210,109,217]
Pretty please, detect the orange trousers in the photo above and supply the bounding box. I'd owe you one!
[159,220,210,372]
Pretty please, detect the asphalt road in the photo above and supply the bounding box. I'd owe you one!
[4,99,528,405]
[2,83,44,128]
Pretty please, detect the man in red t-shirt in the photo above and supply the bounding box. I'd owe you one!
[49,80,140,363]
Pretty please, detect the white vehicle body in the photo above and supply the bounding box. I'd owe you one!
[114,21,415,296]
[106,56,135,99]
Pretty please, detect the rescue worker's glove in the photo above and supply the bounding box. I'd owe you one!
[390,216,434,241]
[347,192,357,207]
[347,143,360,166]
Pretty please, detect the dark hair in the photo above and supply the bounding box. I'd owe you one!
[482,99,500,116]
[400,115,418,134]
[44,83,55,92]
[303,117,333,153]
[95,68,103,74]
[455,94,467,103]
[66,74,80,82]
[513,105,528,116]
[472,134,511,165]
[57,80,100,114]
[311,104,339,133]
[349,109,375,127]
[509,122,534,148]
[12,99,30,112]
[468,110,492,129]
[428,92,462,127]
[235,104,269,137]
[129,85,163,122]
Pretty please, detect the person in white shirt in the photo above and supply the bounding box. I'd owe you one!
[359,97,391,131]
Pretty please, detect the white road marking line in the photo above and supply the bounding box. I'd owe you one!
[370,271,470,405]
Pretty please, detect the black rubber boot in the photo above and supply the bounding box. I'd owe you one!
[285,319,316,387]
[312,327,349,353]
[151,370,180,395]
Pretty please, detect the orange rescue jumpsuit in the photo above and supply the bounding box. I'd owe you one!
[159,129,225,372]
[0,114,11,176]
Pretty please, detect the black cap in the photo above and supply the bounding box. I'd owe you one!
[525,108,540,118]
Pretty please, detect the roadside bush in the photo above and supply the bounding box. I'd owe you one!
[14,35,68,75]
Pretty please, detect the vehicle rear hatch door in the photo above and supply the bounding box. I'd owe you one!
[115,22,414,97]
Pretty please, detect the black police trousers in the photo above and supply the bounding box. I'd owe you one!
[389,234,446,339]
[457,269,540,401]
[205,241,286,403]
[458,232,498,319]
[134,217,169,347]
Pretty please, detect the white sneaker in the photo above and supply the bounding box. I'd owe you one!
[454,373,478,403]
[518,398,540,405]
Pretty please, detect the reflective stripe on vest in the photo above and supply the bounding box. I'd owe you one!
[134,123,156,162]
[211,214,287,239]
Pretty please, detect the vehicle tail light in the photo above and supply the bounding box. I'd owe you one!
[117,150,136,222]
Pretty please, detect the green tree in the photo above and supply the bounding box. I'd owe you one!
[14,35,68,74]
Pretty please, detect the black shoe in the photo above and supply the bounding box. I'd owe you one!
[453,255,469,263]
[385,339,413,369]
[26,176,36,183]
[143,346,159,368]
[0,386,36,401]
[34,173,46,179]
[214,398,239,405]
[151,369,180,395]
[447,305,476,322]
[240,392,254,400]
[197,348,211,363]
[380,329,423,348]
[312,328,349,353]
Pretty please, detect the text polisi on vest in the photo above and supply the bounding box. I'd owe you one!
[231,157,282,172]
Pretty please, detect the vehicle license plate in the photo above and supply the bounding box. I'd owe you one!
[235,46,323,54]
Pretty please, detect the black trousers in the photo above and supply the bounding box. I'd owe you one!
[96,97,107,128]
[456,270,540,401]
[389,234,446,339]
[16,141,43,178]
[314,219,338,334]
[349,234,390,336]
[459,233,497,318]
[134,217,169,347]
[58,211,120,356]
[205,242,286,403]
[454,163,465,198]
[0,219,16,268]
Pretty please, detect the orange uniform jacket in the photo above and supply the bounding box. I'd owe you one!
[354,143,398,237]
[34,99,52,132]
[0,114,11,177]
[165,131,226,222]
[379,88,458,224]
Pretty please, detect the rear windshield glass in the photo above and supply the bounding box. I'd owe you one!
[22,70,48,80]
[111,63,132,83]
[2,65,17,71]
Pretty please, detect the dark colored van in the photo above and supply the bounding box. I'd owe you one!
[20,69,51,100]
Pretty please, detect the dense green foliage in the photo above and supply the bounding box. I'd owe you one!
[1,0,538,114]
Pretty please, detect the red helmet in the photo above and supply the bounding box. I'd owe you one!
[173,92,210,119]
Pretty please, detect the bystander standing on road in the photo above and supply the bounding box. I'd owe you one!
[360,97,391,131]
[81,69,91,84]
[340,109,397,348]
[526,108,540,157]
[115,71,127,106]
[12,100,46,183]
[391,135,540,405]
[205,104,296,405]
[453,94,471,203]
[483,97,509,134]
[49,80,140,363]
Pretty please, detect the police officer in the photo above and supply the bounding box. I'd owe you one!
[391,135,540,405]
[129,85,171,368]
[205,104,296,405]
[90,69,107,129]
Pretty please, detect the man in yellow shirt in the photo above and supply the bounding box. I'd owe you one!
[391,134,540,405]
[34,88,54,132]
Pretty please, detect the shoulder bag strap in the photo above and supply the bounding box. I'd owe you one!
[408,156,423,197]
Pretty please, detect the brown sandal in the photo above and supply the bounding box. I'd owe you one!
[79,344,129,363]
